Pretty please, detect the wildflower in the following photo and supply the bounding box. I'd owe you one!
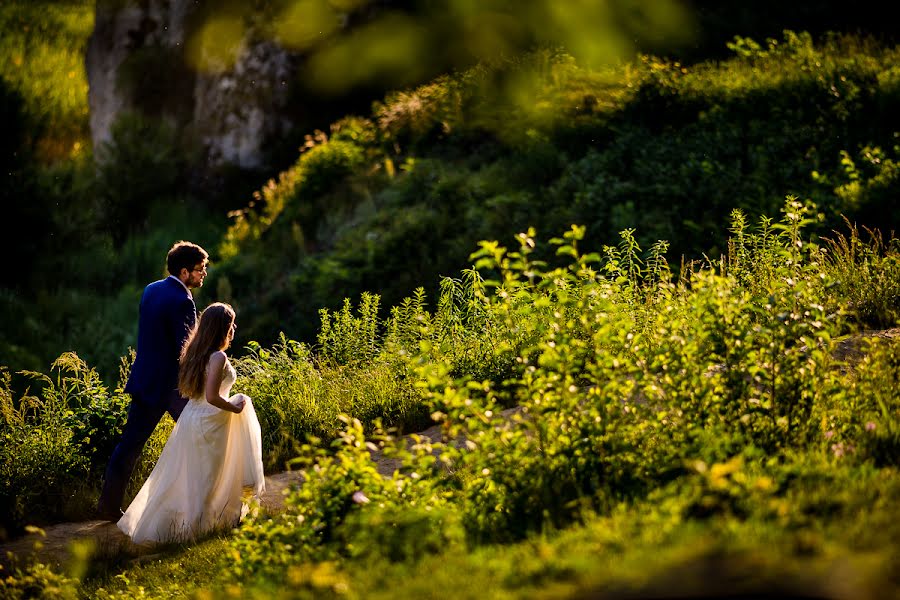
[824,430,834,439]
[865,421,877,432]
[352,491,370,504]
[831,442,854,458]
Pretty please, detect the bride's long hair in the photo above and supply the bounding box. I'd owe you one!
[179,302,236,400]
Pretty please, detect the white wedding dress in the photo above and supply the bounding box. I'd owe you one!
[118,357,265,544]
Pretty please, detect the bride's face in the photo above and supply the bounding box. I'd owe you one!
[224,319,236,349]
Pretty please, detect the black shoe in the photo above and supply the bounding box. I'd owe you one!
[96,507,121,522]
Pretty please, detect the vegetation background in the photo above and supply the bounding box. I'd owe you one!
[1,0,897,384]
[1,0,898,598]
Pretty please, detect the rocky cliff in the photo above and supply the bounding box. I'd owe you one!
[86,0,297,171]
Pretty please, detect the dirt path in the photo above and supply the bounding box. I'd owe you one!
[0,422,446,571]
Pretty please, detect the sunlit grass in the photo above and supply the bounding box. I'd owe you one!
[3,203,898,598]
[77,467,899,599]
[0,0,93,161]
[78,534,232,598]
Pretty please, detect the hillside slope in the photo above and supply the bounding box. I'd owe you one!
[211,32,900,351]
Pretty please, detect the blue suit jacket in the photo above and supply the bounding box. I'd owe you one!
[124,277,197,404]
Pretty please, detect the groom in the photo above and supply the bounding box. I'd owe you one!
[97,241,209,521]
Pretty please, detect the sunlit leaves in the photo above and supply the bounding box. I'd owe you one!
[185,0,695,95]
[273,0,342,51]
[186,13,246,74]
[0,0,93,159]
[306,13,430,93]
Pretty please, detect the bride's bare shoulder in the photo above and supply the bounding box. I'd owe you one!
[208,351,228,368]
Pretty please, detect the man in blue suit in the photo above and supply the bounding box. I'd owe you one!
[97,241,209,521]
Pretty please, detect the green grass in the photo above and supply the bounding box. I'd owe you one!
[70,461,899,599]
[2,16,900,598]
[5,199,896,598]
[209,31,900,354]
[0,0,93,160]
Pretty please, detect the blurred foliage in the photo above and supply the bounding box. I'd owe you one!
[0,0,92,162]
[187,0,695,92]
[95,113,186,243]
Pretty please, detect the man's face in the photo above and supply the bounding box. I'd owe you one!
[185,262,208,289]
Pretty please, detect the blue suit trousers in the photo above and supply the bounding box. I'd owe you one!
[97,389,188,517]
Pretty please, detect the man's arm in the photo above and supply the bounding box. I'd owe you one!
[171,295,197,356]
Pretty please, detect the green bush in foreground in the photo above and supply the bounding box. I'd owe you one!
[0,355,124,536]
[227,199,897,584]
[2,200,898,598]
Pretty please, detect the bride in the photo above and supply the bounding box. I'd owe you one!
[118,302,265,544]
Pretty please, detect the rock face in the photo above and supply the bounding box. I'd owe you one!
[86,0,297,171]
[192,39,295,169]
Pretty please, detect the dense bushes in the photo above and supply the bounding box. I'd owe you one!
[2,202,898,597]
[0,355,123,537]
[209,32,900,357]
[6,23,900,389]
[228,200,898,580]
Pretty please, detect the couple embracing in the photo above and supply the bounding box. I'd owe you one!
[97,241,265,544]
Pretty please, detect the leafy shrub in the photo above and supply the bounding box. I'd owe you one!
[211,33,900,356]
[317,293,380,366]
[0,352,130,534]
[232,337,332,471]
[444,203,891,544]
[329,116,379,150]
[0,359,95,535]
[296,140,366,201]
[838,335,900,467]
[231,417,397,575]
[821,220,900,328]
[0,552,79,599]
[54,353,131,469]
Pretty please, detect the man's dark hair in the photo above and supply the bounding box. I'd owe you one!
[166,241,209,276]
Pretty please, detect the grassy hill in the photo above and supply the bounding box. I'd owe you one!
[3,3,899,384]
[3,199,899,598]
[211,31,900,354]
[1,9,899,597]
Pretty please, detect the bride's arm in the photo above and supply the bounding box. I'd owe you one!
[205,351,245,413]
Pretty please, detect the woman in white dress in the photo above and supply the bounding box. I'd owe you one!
[118,302,265,544]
